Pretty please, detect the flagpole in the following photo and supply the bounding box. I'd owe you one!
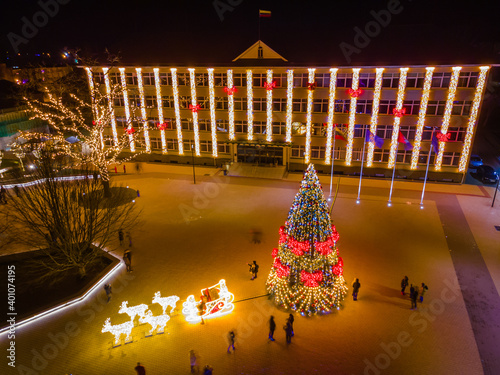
[258,12,261,41]
[329,135,336,200]
[420,143,433,208]
[388,152,397,206]
[356,139,366,204]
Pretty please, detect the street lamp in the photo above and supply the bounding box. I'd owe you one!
[191,144,196,184]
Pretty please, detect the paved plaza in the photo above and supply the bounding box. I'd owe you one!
[2,162,500,375]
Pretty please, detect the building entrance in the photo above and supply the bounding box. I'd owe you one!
[236,145,283,165]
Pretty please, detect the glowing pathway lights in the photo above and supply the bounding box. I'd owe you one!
[434,66,462,170]
[102,67,119,146]
[388,67,409,168]
[152,292,180,315]
[227,69,235,141]
[207,68,218,156]
[285,69,294,143]
[118,68,134,151]
[139,311,170,336]
[458,66,490,172]
[246,70,254,141]
[366,68,384,167]
[324,68,338,165]
[182,279,235,323]
[411,67,435,169]
[345,68,361,166]
[154,68,167,153]
[304,68,316,164]
[188,68,201,156]
[102,318,134,346]
[265,69,274,142]
[170,68,184,155]
[136,68,151,153]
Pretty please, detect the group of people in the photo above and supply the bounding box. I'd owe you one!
[401,276,428,309]
[267,314,294,343]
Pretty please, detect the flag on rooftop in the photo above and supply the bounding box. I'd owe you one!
[259,10,271,17]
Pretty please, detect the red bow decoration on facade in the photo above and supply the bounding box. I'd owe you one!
[157,122,168,131]
[307,82,317,91]
[301,270,323,287]
[126,127,135,135]
[347,88,363,98]
[224,86,237,95]
[393,108,406,117]
[264,81,276,90]
[332,257,344,276]
[189,104,201,113]
[436,132,451,142]
[273,258,290,278]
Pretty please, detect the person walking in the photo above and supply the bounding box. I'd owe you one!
[247,260,259,280]
[268,316,276,341]
[118,229,124,246]
[418,282,429,303]
[401,276,409,295]
[410,285,418,310]
[352,278,361,301]
[13,185,20,197]
[189,350,199,373]
[127,231,133,248]
[284,319,293,344]
[227,331,236,353]
[123,164,127,174]
[0,185,7,204]
[104,284,112,302]
[114,166,118,174]
[203,365,213,375]
[288,313,295,336]
[135,362,146,375]
[123,249,132,272]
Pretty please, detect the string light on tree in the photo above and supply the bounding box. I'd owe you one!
[434,66,461,171]
[207,68,218,157]
[345,68,360,165]
[366,68,384,167]
[170,68,184,155]
[153,68,167,153]
[247,70,254,141]
[388,67,409,168]
[411,67,435,169]
[324,68,338,165]
[458,66,490,172]
[304,68,316,164]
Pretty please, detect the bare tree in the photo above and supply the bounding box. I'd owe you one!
[1,151,141,281]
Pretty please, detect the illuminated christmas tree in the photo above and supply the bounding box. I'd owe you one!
[266,164,347,315]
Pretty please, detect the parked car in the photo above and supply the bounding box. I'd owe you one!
[476,165,499,184]
[469,155,483,168]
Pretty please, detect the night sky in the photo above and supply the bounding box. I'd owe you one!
[1,0,500,66]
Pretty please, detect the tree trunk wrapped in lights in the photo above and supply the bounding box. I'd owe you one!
[266,164,347,315]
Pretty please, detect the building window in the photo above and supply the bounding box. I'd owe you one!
[195,73,208,86]
[356,100,373,114]
[163,96,174,108]
[426,101,446,116]
[234,97,248,111]
[167,138,178,151]
[273,98,287,112]
[253,98,266,111]
[200,140,213,153]
[292,98,307,112]
[272,73,287,87]
[235,121,248,133]
[109,72,120,85]
[177,73,190,86]
[311,146,326,160]
[315,73,331,88]
[457,72,478,88]
[334,99,350,114]
[382,73,400,88]
[291,145,305,158]
[216,97,228,110]
[160,73,171,86]
[93,72,104,84]
[232,73,245,87]
[431,72,451,88]
[142,72,155,86]
[272,122,286,135]
[452,101,472,116]
[253,74,266,87]
[253,121,266,134]
[126,73,138,86]
[406,73,425,88]
[198,119,211,132]
[359,73,376,88]
[313,99,329,113]
[336,73,352,88]
[293,73,308,88]
[145,96,156,108]
[218,143,230,154]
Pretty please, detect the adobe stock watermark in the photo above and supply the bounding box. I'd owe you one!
[361,278,462,375]
[212,0,243,22]
[7,0,71,54]
[339,0,408,64]
[15,271,135,375]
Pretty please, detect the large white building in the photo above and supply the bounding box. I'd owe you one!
[85,41,491,182]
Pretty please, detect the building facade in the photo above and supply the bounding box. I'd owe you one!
[85,47,490,182]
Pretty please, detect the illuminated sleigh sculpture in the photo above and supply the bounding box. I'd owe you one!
[182,279,234,323]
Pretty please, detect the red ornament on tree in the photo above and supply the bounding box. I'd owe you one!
[264,81,276,90]
[393,108,406,117]
[126,127,135,135]
[189,104,201,113]
[300,270,323,287]
[307,82,317,91]
[224,86,237,95]
[347,88,363,98]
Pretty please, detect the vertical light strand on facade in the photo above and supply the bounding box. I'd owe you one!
[345,68,360,166]
[118,68,134,151]
[170,68,183,154]
[434,66,462,170]
[266,69,274,142]
[227,69,235,141]
[153,68,167,154]
[366,68,384,167]
[388,67,409,168]
[285,69,294,143]
[304,68,316,164]
[136,68,151,153]
[207,68,218,157]
[246,70,254,141]
[188,68,200,156]
[325,68,338,165]
[410,67,435,169]
[458,66,489,172]
[102,67,119,147]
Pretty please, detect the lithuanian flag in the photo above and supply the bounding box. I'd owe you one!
[259,10,271,18]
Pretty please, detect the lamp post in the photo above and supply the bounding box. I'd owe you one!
[492,178,499,207]
[191,144,196,184]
